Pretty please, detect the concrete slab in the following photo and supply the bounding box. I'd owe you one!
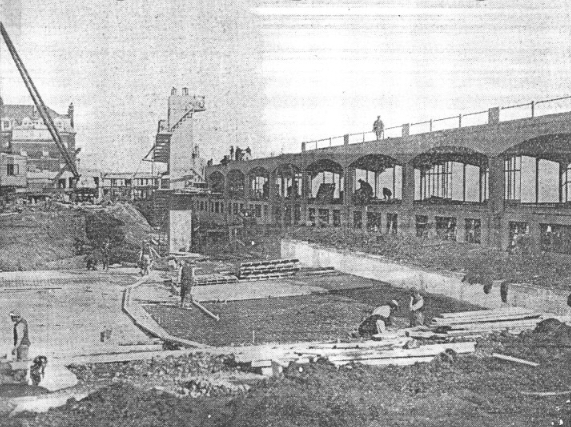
[0,271,151,360]
[38,364,78,392]
[191,281,327,302]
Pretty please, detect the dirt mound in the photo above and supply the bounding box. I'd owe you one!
[11,383,197,427]
[103,203,153,247]
[0,210,86,271]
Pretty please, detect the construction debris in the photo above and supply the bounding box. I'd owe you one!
[236,258,300,280]
[426,307,543,337]
[492,353,539,367]
[233,339,476,375]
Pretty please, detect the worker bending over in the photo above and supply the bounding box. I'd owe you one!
[358,300,399,337]
[409,288,425,327]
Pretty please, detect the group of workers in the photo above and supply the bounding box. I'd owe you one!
[358,288,425,337]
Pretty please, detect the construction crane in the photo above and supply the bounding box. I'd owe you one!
[0,22,80,187]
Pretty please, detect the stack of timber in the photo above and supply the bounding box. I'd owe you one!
[237,258,300,281]
[194,274,238,286]
[429,307,543,337]
[298,266,339,277]
[233,339,476,375]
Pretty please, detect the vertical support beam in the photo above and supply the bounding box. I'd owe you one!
[535,158,540,204]
[400,162,415,236]
[462,163,466,202]
[268,170,277,226]
[301,168,309,225]
[488,107,500,125]
[374,171,378,199]
[531,101,535,118]
[487,156,505,249]
[559,162,565,203]
[458,114,462,128]
[402,123,410,137]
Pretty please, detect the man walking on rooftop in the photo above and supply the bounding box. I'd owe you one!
[373,115,384,140]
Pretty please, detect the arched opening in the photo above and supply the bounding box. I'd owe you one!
[227,169,245,199]
[306,159,343,204]
[412,146,489,204]
[274,164,301,199]
[248,166,270,200]
[350,154,402,205]
[208,171,225,195]
[502,134,571,205]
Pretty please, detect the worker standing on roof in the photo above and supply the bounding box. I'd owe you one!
[409,288,425,327]
[10,311,31,361]
[180,260,195,308]
[358,300,399,337]
[373,115,384,140]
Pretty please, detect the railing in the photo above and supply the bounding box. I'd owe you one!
[303,95,571,152]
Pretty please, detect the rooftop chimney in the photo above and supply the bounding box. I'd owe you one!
[182,87,189,96]
[171,87,177,96]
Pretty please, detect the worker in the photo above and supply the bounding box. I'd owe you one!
[102,239,111,271]
[358,300,399,337]
[373,115,384,140]
[29,355,48,386]
[138,240,152,276]
[180,260,195,308]
[409,288,425,327]
[10,311,31,361]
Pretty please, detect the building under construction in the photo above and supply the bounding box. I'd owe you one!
[189,98,571,255]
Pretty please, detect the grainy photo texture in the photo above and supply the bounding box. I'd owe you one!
[0,0,570,425]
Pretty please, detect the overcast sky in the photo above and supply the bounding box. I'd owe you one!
[1,0,570,171]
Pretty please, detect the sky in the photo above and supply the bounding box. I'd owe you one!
[0,0,570,171]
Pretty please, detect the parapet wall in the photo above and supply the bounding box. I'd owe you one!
[281,239,571,316]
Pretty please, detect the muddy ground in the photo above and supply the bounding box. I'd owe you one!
[3,326,570,427]
[146,281,482,346]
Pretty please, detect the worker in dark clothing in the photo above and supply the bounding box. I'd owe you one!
[29,355,48,386]
[180,260,195,308]
[358,300,399,337]
[10,311,31,361]
[102,240,111,271]
[373,116,384,140]
[356,179,374,204]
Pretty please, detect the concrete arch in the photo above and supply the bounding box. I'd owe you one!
[412,146,488,170]
[248,166,270,178]
[349,154,400,171]
[501,133,571,163]
[227,169,246,198]
[306,158,343,176]
[208,171,225,194]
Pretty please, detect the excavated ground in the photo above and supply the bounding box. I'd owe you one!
[145,278,482,346]
[3,328,570,427]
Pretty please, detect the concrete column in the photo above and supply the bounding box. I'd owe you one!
[402,123,410,137]
[300,169,309,225]
[343,166,354,228]
[269,170,278,226]
[487,156,505,248]
[399,162,415,235]
[488,107,500,125]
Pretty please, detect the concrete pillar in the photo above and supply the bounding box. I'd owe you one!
[169,194,193,253]
[487,156,505,248]
[402,123,410,137]
[399,162,415,235]
[343,166,354,228]
[488,107,500,125]
[269,170,277,225]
